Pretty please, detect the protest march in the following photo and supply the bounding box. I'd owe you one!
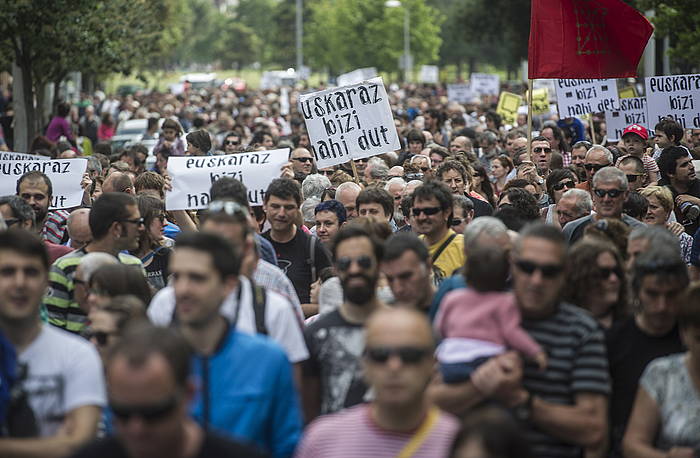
[2,1,700,457]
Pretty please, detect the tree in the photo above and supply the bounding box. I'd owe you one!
[234,0,278,66]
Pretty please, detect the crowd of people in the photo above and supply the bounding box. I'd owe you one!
[0,80,700,458]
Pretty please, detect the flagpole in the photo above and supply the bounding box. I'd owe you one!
[527,79,533,159]
[589,116,597,144]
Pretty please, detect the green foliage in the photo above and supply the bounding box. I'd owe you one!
[304,0,443,75]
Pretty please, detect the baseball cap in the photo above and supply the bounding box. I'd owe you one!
[622,124,649,141]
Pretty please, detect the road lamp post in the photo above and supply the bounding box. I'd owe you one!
[385,0,411,83]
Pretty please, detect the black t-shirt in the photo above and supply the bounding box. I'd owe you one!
[69,432,268,458]
[262,228,331,303]
[606,317,684,457]
[467,195,493,218]
[302,309,367,415]
[144,246,171,292]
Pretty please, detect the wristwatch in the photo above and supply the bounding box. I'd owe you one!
[513,391,534,422]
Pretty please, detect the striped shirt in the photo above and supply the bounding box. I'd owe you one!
[521,302,610,458]
[43,247,142,333]
[294,404,459,458]
[41,210,70,244]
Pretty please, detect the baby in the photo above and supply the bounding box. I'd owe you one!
[435,245,546,384]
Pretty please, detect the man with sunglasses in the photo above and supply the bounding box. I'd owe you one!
[290,148,315,181]
[530,135,553,178]
[411,180,465,285]
[70,324,265,458]
[430,223,610,458]
[222,132,242,154]
[43,193,144,333]
[302,225,386,421]
[563,167,644,245]
[0,229,105,456]
[297,308,458,457]
[576,145,613,194]
[617,156,646,192]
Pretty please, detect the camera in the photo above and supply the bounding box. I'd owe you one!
[679,201,700,222]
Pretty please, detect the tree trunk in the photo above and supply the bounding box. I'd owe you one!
[456,59,462,80]
[468,56,476,77]
[14,48,37,152]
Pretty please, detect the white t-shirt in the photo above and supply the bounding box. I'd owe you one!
[18,325,106,437]
[148,276,309,363]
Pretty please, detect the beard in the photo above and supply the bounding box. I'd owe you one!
[393,209,405,224]
[341,273,378,305]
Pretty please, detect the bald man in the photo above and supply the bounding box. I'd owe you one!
[67,208,92,250]
[101,171,134,194]
[296,308,459,457]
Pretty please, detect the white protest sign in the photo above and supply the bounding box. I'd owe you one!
[470,73,500,96]
[447,84,475,103]
[420,65,439,84]
[555,79,619,117]
[336,68,378,88]
[604,97,652,142]
[0,151,50,161]
[165,149,290,210]
[299,77,399,169]
[645,73,700,129]
[0,158,87,209]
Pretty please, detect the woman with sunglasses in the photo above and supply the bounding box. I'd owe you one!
[541,169,579,227]
[639,186,694,264]
[564,238,628,330]
[128,194,172,291]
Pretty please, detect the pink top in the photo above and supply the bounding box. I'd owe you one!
[435,289,542,359]
[295,404,459,458]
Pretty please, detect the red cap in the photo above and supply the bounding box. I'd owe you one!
[622,124,649,141]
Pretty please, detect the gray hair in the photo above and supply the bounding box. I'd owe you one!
[453,194,474,216]
[367,157,389,180]
[0,195,35,226]
[628,225,680,248]
[463,216,508,249]
[592,166,628,191]
[86,156,102,176]
[410,154,432,167]
[561,188,592,215]
[301,173,331,200]
[301,196,321,224]
[336,181,361,196]
[585,145,613,164]
[384,177,406,193]
[78,252,119,284]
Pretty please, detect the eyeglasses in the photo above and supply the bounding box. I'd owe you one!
[336,255,373,272]
[110,396,179,424]
[626,174,642,183]
[120,217,145,226]
[450,218,463,226]
[597,266,623,280]
[208,200,248,216]
[552,180,576,191]
[514,259,563,278]
[533,147,552,154]
[593,188,624,199]
[292,157,313,163]
[224,140,240,146]
[584,163,610,172]
[364,346,432,365]
[412,206,442,217]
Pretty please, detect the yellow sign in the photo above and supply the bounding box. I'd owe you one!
[528,88,550,115]
[619,85,637,99]
[497,92,523,125]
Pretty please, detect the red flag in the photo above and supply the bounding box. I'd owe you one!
[528,0,653,79]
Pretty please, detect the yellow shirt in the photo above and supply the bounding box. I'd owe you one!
[422,229,465,283]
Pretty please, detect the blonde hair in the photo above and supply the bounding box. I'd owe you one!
[639,186,674,212]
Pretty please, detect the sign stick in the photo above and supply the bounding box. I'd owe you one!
[527,79,533,157]
[350,160,360,184]
[590,116,597,144]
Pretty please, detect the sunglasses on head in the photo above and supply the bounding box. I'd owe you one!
[336,255,373,272]
[364,346,432,365]
[593,188,624,198]
[412,206,442,217]
[533,147,552,154]
[514,259,563,278]
[292,157,313,163]
[552,180,576,191]
[584,163,609,172]
[110,396,179,424]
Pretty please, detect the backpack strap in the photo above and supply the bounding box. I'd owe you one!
[431,233,457,264]
[251,281,268,335]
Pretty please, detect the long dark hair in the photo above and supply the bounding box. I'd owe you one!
[472,163,496,207]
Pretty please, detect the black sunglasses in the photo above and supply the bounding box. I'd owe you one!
[552,180,576,191]
[364,346,432,365]
[597,266,623,280]
[514,259,563,278]
[420,167,430,172]
[292,157,313,163]
[626,174,642,182]
[593,188,624,199]
[584,163,609,172]
[450,218,463,226]
[120,217,145,226]
[412,206,442,217]
[224,140,240,145]
[110,396,179,424]
[533,147,552,154]
[336,255,373,272]
[320,170,335,176]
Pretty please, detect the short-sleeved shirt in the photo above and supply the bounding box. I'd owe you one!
[302,310,367,415]
[520,303,610,458]
[640,353,700,451]
[294,404,460,458]
[42,210,70,245]
[421,230,465,285]
[262,229,332,304]
[19,325,106,437]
